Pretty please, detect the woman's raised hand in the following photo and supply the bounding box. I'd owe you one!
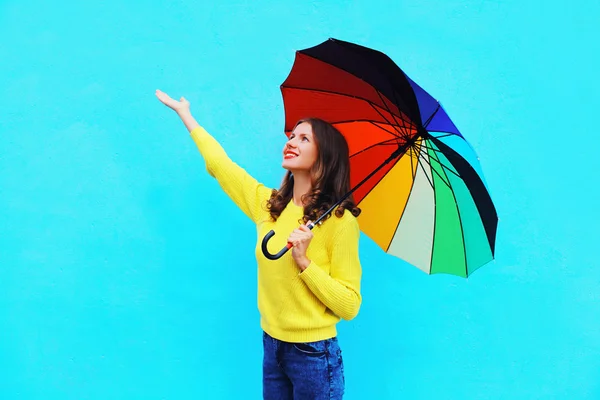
[155,89,190,114]
[155,89,200,133]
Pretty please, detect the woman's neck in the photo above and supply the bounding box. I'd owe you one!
[292,172,313,207]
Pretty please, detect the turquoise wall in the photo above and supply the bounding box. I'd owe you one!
[1,1,598,398]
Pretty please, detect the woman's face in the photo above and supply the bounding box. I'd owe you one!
[282,122,318,174]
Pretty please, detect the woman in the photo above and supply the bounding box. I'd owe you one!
[156,89,362,399]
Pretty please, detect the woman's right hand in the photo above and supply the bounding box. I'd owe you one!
[155,89,190,114]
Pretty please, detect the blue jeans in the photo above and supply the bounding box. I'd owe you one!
[262,331,345,399]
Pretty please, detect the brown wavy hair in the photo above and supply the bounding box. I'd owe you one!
[266,117,361,224]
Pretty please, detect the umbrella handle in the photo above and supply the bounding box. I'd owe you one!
[261,230,293,260]
[261,222,315,260]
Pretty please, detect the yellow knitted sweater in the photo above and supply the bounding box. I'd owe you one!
[190,126,362,343]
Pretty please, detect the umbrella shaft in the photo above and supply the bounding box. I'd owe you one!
[313,142,409,226]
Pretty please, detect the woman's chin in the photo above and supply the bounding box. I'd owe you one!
[282,160,295,170]
[282,160,310,175]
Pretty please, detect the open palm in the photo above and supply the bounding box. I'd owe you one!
[155,89,190,113]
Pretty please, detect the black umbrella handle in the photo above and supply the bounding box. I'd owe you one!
[261,222,315,260]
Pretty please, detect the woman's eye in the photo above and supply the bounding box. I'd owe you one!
[302,137,309,142]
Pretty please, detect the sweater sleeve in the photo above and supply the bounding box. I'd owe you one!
[299,215,362,320]
[190,126,271,223]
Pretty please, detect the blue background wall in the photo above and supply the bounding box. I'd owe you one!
[1,1,598,398]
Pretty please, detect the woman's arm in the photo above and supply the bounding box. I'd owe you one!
[156,90,271,223]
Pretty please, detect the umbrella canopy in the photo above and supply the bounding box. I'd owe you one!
[277,38,498,277]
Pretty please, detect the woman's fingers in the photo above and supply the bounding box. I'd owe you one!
[288,222,314,244]
[156,89,184,110]
[288,230,313,245]
[298,222,313,232]
[289,230,307,239]
[155,89,171,102]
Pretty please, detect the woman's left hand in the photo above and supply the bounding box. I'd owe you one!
[288,223,313,271]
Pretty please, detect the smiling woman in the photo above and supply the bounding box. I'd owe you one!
[156,89,362,399]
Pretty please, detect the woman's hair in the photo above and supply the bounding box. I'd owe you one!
[266,117,361,224]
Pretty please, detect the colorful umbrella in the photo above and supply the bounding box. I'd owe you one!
[262,38,497,278]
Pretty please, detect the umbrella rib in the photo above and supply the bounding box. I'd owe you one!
[331,118,402,127]
[418,142,450,272]
[368,104,406,137]
[329,117,404,127]
[370,142,412,147]
[374,89,408,134]
[362,85,409,136]
[298,117,412,132]
[383,80,417,134]
[372,106,418,137]
[434,146,469,276]
[416,143,463,180]
[429,133,458,140]
[371,115,418,143]
[415,143,440,183]
[283,85,397,114]
[419,141,452,189]
[349,138,406,159]
[363,139,454,184]
[411,143,441,272]
[290,117,410,134]
[368,121,403,137]
[384,146,419,252]
[368,58,423,135]
[427,157,452,189]
[283,85,410,136]
[428,148,438,273]
[423,102,441,128]
[415,145,435,190]
[428,131,483,164]
[410,141,417,180]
